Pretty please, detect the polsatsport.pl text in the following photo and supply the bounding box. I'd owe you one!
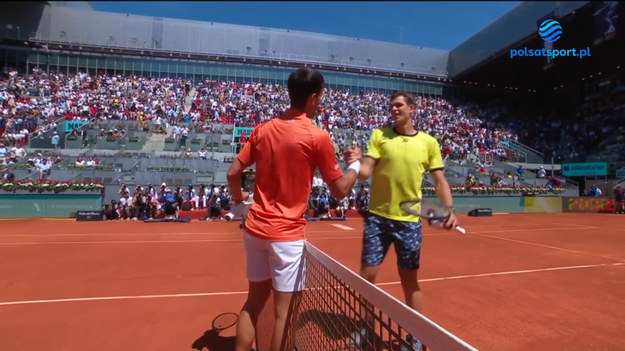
[510,47,591,59]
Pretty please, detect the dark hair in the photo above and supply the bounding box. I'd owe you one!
[287,68,324,109]
[390,91,415,106]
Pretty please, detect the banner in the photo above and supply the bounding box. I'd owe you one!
[234,127,254,138]
[65,121,89,132]
[562,197,614,213]
[561,162,607,177]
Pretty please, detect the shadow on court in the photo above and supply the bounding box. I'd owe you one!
[191,329,235,351]
[191,312,239,351]
[294,309,390,349]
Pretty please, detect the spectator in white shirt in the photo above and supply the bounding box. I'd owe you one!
[37,158,52,179]
[198,147,208,160]
[537,166,547,178]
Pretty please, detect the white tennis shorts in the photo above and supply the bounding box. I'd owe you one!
[243,230,306,292]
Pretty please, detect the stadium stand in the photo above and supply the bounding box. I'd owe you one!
[2,0,624,216]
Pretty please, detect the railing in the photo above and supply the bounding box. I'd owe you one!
[500,140,544,163]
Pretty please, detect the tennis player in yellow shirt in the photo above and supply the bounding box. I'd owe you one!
[356,91,459,351]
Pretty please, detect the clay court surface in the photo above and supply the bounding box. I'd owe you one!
[1,213,624,351]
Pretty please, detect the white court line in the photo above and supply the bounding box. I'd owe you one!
[475,226,598,234]
[0,229,352,238]
[0,236,364,246]
[0,224,591,239]
[471,231,625,262]
[377,262,625,286]
[0,291,246,307]
[0,226,601,245]
[551,222,587,228]
[331,224,355,230]
[2,262,623,307]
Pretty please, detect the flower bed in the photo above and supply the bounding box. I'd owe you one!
[1,180,105,193]
[66,164,115,171]
[422,185,566,196]
[146,167,190,172]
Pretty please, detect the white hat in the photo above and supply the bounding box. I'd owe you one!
[161,182,167,187]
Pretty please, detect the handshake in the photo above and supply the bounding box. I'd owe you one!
[344,145,363,175]
[344,145,363,165]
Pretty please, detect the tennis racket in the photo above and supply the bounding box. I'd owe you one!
[212,312,238,332]
[399,199,466,234]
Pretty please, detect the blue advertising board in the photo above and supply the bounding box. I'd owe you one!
[234,127,254,137]
[65,121,90,132]
[561,162,607,177]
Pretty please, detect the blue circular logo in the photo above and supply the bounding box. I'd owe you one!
[539,19,562,42]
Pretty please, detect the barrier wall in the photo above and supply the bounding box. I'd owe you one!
[0,193,103,218]
[441,196,563,214]
[0,195,615,219]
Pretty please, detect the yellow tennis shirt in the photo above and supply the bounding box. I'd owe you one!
[366,128,444,222]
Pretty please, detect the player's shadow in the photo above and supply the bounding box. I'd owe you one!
[294,309,388,348]
[191,329,235,351]
[191,313,237,351]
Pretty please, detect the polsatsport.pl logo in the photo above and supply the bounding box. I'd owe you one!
[538,19,562,42]
[510,19,591,59]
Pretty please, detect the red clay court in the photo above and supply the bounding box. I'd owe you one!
[1,212,624,351]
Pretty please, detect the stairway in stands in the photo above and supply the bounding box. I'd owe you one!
[142,88,196,152]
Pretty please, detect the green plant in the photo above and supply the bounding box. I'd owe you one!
[67,164,114,171]
[421,185,566,196]
[146,167,190,172]
[1,179,105,193]
[7,163,32,170]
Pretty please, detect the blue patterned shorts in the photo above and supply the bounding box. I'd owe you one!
[362,212,423,270]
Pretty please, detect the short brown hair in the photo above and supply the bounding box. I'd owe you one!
[390,91,415,106]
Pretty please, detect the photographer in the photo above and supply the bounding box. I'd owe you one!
[159,187,179,219]
[118,192,132,220]
[104,200,119,220]
[184,184,196,210]
[119,183,129,196]
[131,190,147,220]
[207,193,222,219]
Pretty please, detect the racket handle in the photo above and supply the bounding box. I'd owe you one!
[455,226,466,234]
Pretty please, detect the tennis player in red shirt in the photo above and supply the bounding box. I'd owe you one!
[228,68,362,351]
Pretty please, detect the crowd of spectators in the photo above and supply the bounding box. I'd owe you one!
[0,70,580,168]
[105,182,233,220]
[474,73,625,163]
[185,78,521,165]
[3,69,624,199]
[3,69,624,165]
[1,68,190,147]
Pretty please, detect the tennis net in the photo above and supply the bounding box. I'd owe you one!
[255,242,478,351]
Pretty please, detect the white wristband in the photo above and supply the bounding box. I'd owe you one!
[348,160,361,175]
